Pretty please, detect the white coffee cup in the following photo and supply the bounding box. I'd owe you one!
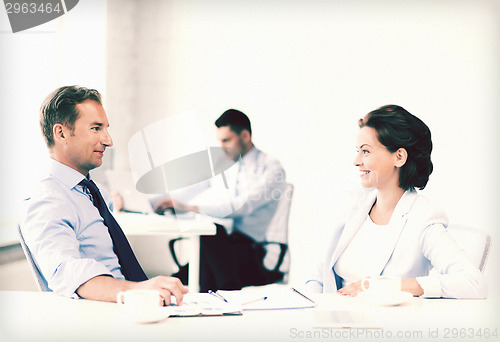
[117,289,162,323]
[361,276,401,299]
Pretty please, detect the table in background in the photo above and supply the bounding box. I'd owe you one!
[1,290,498,342]
[114,212,216,293]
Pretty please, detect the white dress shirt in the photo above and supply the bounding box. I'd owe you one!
[166,147,286,242]
[334,215,396,286]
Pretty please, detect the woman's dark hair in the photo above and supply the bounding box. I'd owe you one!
[359,105,433,190]
[40,85,102,148]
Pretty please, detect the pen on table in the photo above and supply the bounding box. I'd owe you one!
[121,209,148,215]
[208,290,228,303]
[242,296,267,306]
[291,287,316,304]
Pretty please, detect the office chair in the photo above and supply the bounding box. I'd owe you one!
[168,183,294,284]
[446,225,491,272]
[256,183,294,282]
[17,225,50,292]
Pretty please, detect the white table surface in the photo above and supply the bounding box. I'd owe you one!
[1,290,498,342]
[114,212,217,236]
[114,212,216,293]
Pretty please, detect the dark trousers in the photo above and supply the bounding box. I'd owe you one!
[199,224,282,292]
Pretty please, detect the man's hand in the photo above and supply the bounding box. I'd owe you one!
[132,276,188,305]
[76,275,188,304]
[154,198,175,214]
[154,198,199,215]
[111,191,124,212]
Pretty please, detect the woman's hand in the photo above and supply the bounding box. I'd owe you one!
[337,278,423,297]
[337,280,363,297]
[401,278,423,296]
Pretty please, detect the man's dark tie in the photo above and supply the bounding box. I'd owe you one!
[79,178,148,281]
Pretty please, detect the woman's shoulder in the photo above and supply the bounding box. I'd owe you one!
[407,191,449,227]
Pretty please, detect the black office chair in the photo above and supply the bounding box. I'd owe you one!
[254,183,294,283]
[169,183,294,285]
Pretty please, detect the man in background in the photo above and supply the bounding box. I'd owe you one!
[155,109,286,292]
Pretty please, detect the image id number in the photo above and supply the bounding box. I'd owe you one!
[443,328,498,339]
[5,2,62,14]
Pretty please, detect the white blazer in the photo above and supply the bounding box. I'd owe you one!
[306,189,487,299]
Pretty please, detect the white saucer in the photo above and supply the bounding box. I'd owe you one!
[122,309,170,324]
[358,291,413,306]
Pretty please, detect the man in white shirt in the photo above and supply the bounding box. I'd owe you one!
[155,109,286,292]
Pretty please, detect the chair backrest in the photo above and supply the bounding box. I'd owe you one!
[446,225,491,272]
[262,183,294,274]
[17,225,50,292]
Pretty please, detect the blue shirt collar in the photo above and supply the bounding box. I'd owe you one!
[48,158,91,190]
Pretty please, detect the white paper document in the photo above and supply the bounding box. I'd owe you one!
[216,288,317,310]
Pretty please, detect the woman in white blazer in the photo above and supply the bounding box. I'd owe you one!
[306,105,487,299]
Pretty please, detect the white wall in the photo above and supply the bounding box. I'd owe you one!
[0,0,107,221]
[2,0,498,293]
[105,0,499,288]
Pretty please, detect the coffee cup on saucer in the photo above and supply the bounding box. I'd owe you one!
[117,289,168,323]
